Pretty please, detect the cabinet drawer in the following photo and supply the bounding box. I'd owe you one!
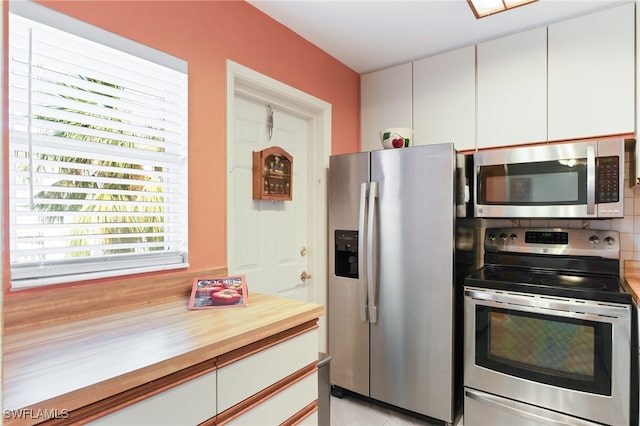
[225,371,318,426]
[90,370,216,426]
[217,328,318,413]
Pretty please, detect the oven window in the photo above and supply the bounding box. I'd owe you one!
[478,160,587,205]
[475,306,612,395]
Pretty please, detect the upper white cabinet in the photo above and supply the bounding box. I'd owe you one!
[413,46,476,151]
[477,27,547,149]
[359,2,635,153]
[360,62,413,152]
[548,3,634,141]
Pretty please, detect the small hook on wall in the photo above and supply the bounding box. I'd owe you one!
[267,105,273,141]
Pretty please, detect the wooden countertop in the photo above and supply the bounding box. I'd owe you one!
[3,292,324,417]
[624,260,640,304]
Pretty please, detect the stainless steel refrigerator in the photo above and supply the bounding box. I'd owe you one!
[328,143,472,424]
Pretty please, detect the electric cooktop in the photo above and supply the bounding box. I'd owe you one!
[466,265,630,304]
[464,227,633,304]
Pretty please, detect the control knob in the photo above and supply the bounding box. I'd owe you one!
[588,235,600,245]
[488,233,496,241]
[604,236,615,245]
[499,233,507,241]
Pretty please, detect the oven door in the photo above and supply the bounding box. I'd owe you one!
[464,286,632,426]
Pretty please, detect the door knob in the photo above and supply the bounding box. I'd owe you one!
[300,271,312,281]
[300,246,307,256]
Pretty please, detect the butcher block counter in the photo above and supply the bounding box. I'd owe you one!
[624,260,640,303]
[3,292,324,425]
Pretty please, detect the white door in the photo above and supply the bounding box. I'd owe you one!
[229,95,309,301]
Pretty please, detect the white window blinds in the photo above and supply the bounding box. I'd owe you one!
[8,3,189,289]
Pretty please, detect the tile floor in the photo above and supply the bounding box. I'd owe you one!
[329,394,446,426]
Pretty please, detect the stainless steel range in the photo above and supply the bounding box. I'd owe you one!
[464,227,635,426]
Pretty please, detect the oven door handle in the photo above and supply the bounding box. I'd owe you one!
[465,389,601,426]
[465,288,630,319]
[586,144,596,215]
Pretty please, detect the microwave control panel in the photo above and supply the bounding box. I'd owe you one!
[596,156,619,204]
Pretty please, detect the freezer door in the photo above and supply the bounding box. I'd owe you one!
[328,152,370,396]
[369,144,457,421]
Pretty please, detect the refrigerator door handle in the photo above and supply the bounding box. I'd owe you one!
[358,182,369,323]
[367,181,378,324]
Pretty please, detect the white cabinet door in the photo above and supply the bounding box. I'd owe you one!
[413,46,476,151]
[548,3,634,141]
[477,27,547,149]
[360,63,412,152]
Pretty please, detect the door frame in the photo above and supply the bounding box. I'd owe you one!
[226,60,331,349]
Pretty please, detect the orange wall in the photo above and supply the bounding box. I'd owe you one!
[5,0,360,286]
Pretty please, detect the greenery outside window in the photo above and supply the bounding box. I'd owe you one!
[8,2,189,289]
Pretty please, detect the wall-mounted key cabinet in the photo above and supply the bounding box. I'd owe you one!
[253,146,293,201]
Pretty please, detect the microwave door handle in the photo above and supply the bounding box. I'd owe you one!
[367,182,378,324]
[464,389,599,426]
[358,182,369,323]
[587,145,595,215]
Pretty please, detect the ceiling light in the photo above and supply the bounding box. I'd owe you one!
[468,0,538,19]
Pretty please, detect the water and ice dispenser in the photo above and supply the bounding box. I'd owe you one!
[334,230,358,278]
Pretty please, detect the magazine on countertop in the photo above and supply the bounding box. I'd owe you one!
[188,275,249,309]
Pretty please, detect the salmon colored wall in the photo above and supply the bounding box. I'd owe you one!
[3,0,360,292]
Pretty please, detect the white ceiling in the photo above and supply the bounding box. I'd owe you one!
[247,0,628,74]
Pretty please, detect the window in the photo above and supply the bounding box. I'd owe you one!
[8,2,189,289]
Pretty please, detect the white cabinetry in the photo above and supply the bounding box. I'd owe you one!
[359,3,635,154]
[217,327,318,413]
[89,324,319,426]
[413,46,476,151]
[548,3,634,141]
[477,27,547,149]
[360,63,413,152]
[91,371,217,426]
[225,372,318,425]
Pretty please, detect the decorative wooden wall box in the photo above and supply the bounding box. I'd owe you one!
[253,146,292,200]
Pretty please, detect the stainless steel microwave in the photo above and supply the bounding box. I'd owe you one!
[474,139,625,218]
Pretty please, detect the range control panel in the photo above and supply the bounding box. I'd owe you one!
[485,227,619,259]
